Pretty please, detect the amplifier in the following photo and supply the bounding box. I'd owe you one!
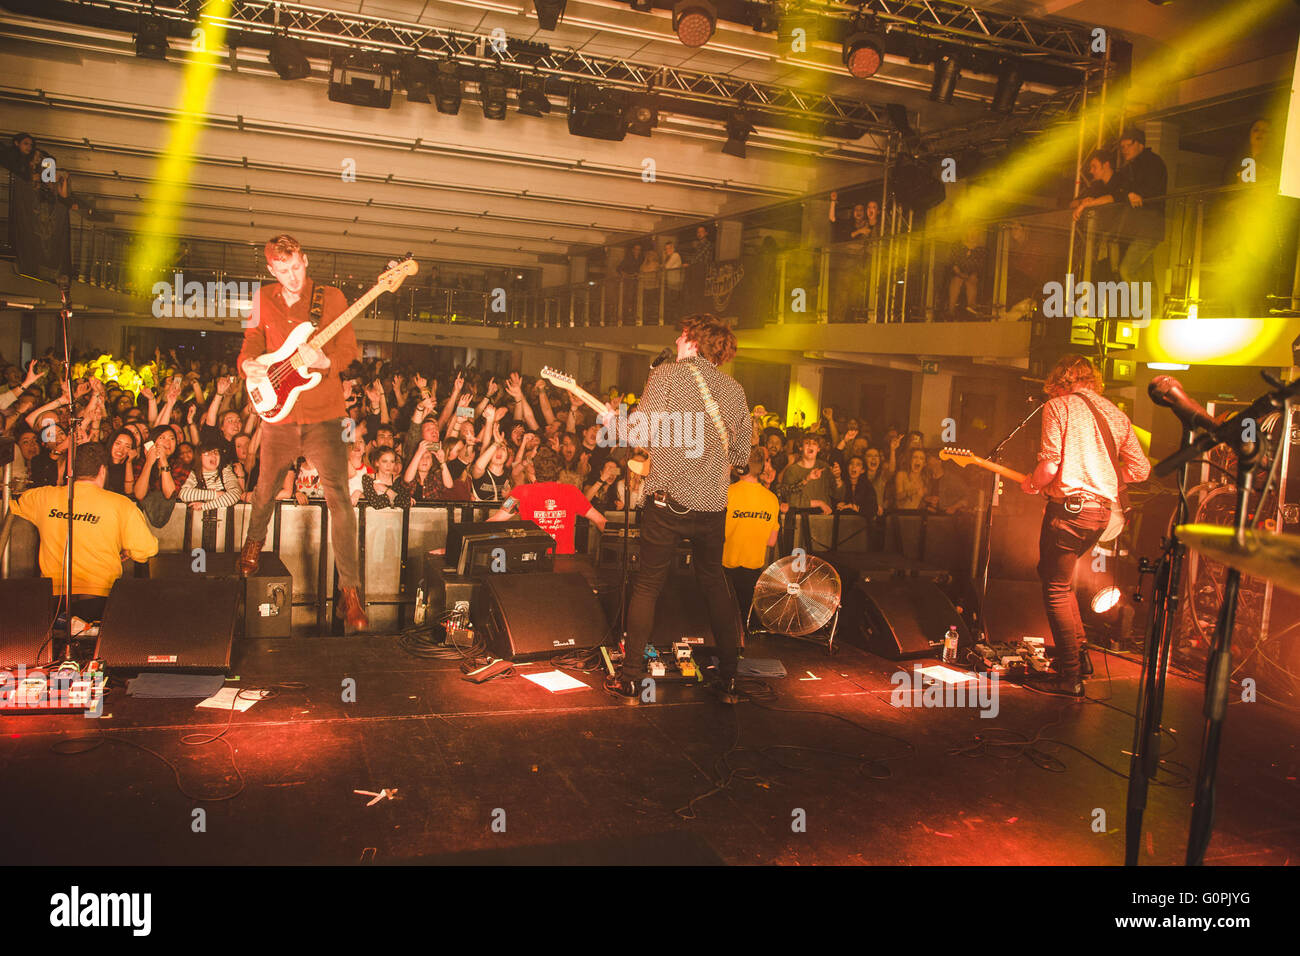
[419,551,481,619]
[148,551,293,639]
[458,529,556,577]
[596,529,695,573]
[444,519,539,568]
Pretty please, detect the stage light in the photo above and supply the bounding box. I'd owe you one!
[673,0,716,48]
[930,55,960,103]
[991,63,1022,112]
[268,36,311,80]
[399,55,434,103]
[534,0,566,30]
[722,109,753,158]
[135,17,169,60]
[627,92,658,136]
[435,60,462,114]
[748,2,778,33]
[1147,362,1190,371]
[481,68,508,120]
[1090,586,1122,615]
[568,82,628,141]
[630,0,653,10]
[327,56,393,109]
[842,30,885,78]
[517,75,551,116]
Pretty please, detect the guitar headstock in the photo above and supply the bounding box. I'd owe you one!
[378,256,419,292]
[540,366,576,391]
[939,447,979,468]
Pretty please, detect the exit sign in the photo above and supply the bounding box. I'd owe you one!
[921,361,939,374]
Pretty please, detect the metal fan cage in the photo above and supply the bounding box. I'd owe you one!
[748,554,842,650]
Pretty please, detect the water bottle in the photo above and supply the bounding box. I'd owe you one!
[942,626,959,665]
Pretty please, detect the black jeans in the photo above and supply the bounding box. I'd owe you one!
[624,500,741,679]
[1036,500,1109,680]
[245,420,361,589]
[725,566,761,640]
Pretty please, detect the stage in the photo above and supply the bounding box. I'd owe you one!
[3,633,1296,867]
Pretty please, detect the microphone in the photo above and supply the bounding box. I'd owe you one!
[57,274,71,308]
[650,346,675,369]
[1148,376,1215,432]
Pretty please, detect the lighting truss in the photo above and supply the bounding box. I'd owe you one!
[52,0,898,132]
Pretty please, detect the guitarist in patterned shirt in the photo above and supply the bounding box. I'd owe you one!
[1019,354,1149,697]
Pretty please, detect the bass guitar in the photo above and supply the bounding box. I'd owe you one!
[245,257,418,423]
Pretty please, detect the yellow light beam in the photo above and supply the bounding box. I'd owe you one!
[127,4,232,291]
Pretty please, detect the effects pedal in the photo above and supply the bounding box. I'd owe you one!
[462,658,513,684]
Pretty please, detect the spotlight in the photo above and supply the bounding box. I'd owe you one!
[627,92,658,137]
[748,2,778,33]
[534,0,567,30]
[435,60,462,115]
[517,75,552,116]
[673,0,716,48]
[567,82,628,141]
[269,36,311,80]
[991,62,1022,112]
[135,17,169,60]
[929,54,960,103]
[722,109,753,158]
[1090,586,1122,615]
[842,29,885,78]
[327,55,393,109]
[481,68,508,120]
[630,0,653,10]
[399,55,434,103]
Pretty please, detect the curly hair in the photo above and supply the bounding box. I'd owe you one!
[531,446,562,483]
[1044,354,1104,397]
[680,313,737,366]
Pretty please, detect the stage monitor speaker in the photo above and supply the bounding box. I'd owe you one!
[476,572,610,662]
[841,578,970,660]
[444,519,539,568]
[95,577,241,673]
[147,551,293,639]
[0,577,53,668]
[458,529,555,577]
[981,578,1052,647]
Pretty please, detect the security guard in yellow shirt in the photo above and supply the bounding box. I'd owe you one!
[724,449,780,626]
[11,440,159,621]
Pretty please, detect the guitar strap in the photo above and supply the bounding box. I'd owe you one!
[308,282,326,332]
[1072,390,1129,514]
[683,362,729,461]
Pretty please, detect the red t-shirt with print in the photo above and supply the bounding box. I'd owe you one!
[504,481,593,555]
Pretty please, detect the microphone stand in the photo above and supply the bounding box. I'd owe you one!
[972,401,1042,641]
[1148,370,1296,864]
[1123,426,1194,865]
[57,280,77,658]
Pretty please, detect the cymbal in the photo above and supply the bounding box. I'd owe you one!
[1175,524,1300,595]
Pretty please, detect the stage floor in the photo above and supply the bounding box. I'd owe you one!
[2,633,1297,866]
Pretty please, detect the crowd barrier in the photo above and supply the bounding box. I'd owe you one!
[1,490,975,635]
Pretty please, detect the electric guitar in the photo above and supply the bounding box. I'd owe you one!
[939,447,1126,542]
[245,257,418,423]
[539,367,650,476]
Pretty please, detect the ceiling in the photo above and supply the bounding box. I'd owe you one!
[0,0,1111,275]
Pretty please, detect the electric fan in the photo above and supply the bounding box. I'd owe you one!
[749,554,843,652]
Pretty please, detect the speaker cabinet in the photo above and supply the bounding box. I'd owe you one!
[0,577,53,668]
[476,572,610,662]
[841,578,971,660]
[147,551,293,639]
[95,577,242,673]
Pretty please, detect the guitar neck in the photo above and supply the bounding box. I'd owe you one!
[972,459,1027,483]
[559,382,608,418]
[307,283,387,351]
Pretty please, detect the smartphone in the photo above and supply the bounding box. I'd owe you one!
[455,407,474,419]
[430,441,441,453]
[144,440,155,452]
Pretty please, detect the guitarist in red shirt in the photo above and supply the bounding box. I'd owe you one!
[237,235,367,630]
[1019,354,1149,696]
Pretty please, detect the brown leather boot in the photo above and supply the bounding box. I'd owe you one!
[337,586,368,631]
[238,537,264,577]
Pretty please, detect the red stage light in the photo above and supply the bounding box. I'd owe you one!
[673,1,716,48]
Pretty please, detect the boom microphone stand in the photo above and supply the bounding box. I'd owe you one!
[1123,426,1194,866]
[1151,370,1300,865]
[57,275,78,656]
[973,398,1042,641]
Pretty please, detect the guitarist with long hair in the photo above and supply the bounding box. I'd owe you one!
[1019,354,1149,696]
[237,234,367,630]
